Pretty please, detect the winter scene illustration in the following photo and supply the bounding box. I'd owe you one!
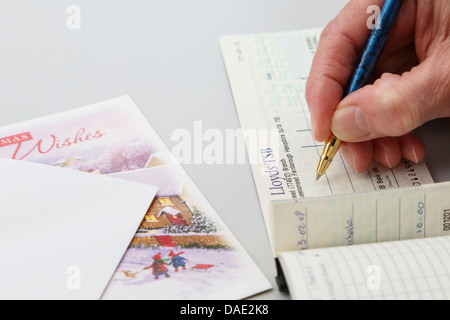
[46,139,253,298]
[102,156,252,299]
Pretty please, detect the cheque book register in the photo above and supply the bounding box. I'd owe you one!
[270,182,450,300]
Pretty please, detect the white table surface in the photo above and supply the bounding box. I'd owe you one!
[1,0,449,300]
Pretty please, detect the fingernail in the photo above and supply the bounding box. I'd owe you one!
[385,148,393,168]
[411,146,419,164]
[331,106,371,141]
[310,119,316,139]
[339,144,358,172]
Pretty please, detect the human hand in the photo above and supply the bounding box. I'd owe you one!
[306,0,450,172]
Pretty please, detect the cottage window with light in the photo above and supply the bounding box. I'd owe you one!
[145,214,158,222]
[158,197,173,206]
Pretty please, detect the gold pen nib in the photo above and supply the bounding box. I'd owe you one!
[315,135,342,181]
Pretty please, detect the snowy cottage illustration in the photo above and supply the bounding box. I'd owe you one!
[142,195,193,230]
[109,153,229,250]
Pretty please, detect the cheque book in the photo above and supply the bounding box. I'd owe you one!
[219,28,447,299]
[270,182,450,300]
[219,28,435,250]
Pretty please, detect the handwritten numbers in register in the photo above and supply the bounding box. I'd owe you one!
[295,210,307,249]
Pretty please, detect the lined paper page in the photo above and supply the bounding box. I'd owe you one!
[279,236,450,300]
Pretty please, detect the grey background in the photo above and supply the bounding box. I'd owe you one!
[1,0,449,300]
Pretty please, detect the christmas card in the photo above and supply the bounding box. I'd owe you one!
[0,96,271,299]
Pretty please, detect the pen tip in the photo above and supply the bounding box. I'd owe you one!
[316,173,322,181]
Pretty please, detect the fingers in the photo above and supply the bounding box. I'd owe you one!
[340,133,426,173]
[397,133,426,164]
[331,52,450,143]
[372,138,401,169]
[306,0,449,174]
[306,0,416,143]
[339,141,373,173]
[305,0,384,142]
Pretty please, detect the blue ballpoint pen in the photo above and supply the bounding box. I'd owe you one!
[316,0,404,181]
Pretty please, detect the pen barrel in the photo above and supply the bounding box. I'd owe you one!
[345,0,403,95]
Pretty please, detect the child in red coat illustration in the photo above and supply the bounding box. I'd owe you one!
[144,253,170,279]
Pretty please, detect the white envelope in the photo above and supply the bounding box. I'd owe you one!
[0,159,157,300]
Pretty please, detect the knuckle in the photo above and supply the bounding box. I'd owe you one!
[372,74,420,137]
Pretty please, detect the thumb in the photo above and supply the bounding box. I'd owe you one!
[330,56,450,142]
